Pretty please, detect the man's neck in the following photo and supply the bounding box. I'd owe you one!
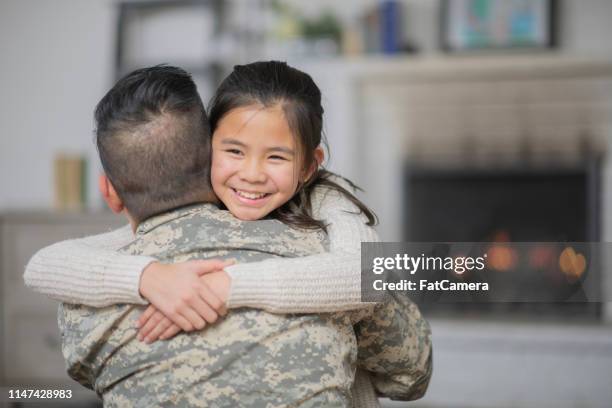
[122,211,138,233]
[129,218,138,233]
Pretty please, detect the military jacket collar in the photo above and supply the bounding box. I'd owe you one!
[135,203,221,235]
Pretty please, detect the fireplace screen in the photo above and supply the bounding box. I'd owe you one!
[405,160,601,319]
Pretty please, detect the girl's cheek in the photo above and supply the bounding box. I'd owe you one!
[275,162,296,179]
[211,154,233,174]
[219,160,239,176]
[210,159,228,190]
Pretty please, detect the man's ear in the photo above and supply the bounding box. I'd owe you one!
[98,174,124,213]
[314,146,324,166]
[303,146,325,183]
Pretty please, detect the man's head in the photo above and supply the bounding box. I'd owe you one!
[95,65,216,225]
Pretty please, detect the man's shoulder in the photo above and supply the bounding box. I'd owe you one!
[126,202,327,259]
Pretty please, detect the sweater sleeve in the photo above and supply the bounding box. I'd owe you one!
[225,178,378,313]
[23,224,153,306]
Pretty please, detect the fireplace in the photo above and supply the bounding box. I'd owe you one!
[404,157,602,318]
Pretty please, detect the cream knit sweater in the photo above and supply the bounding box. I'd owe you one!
[24,182,382,407]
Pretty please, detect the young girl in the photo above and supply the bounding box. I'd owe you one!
[24,61,390,406]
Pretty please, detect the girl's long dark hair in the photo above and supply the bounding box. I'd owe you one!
[208,61,377,231]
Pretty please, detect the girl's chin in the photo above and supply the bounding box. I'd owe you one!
[231,208,272,221]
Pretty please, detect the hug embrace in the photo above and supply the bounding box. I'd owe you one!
[24,61,432,407]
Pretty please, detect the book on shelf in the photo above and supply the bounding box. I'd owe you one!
[361,0,403,55]
[54,155,87,211]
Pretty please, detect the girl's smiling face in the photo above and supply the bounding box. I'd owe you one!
[211,104,302,221]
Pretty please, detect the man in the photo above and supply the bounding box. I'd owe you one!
[59,65,431,407]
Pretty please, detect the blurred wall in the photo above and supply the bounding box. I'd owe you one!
[0,0,115,210]
[1,0,612,210]
[563,0,612,59]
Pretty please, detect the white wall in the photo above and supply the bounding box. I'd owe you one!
[1,0,612,210]
[562,0,612,59]
[0,0,115,210]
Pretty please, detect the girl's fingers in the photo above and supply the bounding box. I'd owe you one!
[143,317,173,344]
[137,310,164,341]
[159,324,182,341]
[137,304,157,329]
[170,314,195,333]
[218,303,228,317]
[198,285,225,317]
[180,307,207,331]
[187,292,219,325]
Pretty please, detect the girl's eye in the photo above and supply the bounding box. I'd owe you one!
[269,155,288,161]
[226,149,243,155]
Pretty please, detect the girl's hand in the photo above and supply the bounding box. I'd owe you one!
[137,267,233,343]
[137,269,233,343]
[138,259,233,332]
[137,305,182,343]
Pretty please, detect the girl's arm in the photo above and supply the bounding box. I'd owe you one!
[24,179,376,314]
[23,224,151,306]
[223,179,378,313]
[24,225,228,332]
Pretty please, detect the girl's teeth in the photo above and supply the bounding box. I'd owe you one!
[236,190,265,199]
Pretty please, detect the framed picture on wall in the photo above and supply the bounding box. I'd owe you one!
[440,0,557,52]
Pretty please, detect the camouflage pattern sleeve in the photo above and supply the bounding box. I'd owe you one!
[353,293,433,401]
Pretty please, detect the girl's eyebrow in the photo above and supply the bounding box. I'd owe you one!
[268,146,295,155]
[220,138,246,147]
[221,138,294,155]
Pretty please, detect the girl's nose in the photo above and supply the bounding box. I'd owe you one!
[239,159,267,183]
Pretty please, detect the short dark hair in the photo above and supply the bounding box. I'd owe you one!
[95,65,215,223]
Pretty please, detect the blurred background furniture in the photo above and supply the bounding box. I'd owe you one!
[0,211,123,407]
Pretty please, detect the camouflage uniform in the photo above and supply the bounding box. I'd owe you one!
[59,204,431,407]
